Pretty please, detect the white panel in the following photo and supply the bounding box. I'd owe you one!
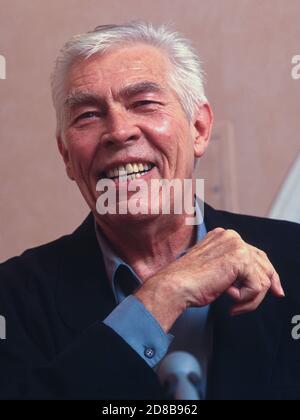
[0,55,6,80]
[269,154,300,223]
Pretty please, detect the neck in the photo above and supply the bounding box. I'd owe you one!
[95,212,197,281]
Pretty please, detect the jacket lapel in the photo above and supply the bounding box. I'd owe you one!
[56,213,116,332]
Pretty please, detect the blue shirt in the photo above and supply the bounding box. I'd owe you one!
[97,201,212,397]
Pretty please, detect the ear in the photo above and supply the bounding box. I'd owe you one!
[56,135,75,181]
[192,103,214,158]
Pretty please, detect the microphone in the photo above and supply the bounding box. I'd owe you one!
[157,351,203,400]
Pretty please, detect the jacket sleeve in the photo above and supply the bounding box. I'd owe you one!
[0,267,165,400]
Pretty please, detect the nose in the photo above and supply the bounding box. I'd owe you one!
[101,106,141,148]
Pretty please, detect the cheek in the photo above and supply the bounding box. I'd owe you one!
[144,114,190,160]
[149,116,173,137]
[65,130,98,173]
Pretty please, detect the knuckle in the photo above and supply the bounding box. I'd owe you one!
[236,242,248,253]
[254,283,263,294]
[259,249,268,258]
[257,248,269,261]
[235,244,250,261]
[212,227,225,234]
[265,264,276,279]
[261,278,271,289]
[225,229,241,240]
[268,267,276,279]
[232,237,243,248]
[225,230,246,252]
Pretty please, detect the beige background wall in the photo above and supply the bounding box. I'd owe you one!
[0,0,299,262]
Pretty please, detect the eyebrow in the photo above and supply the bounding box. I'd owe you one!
[64,92,105,109]
[64,81,164,109]
[120,81,163,98]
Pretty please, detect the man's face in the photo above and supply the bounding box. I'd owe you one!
[58,43,212,221]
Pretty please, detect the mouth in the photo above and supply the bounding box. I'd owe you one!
[99,161,156,181]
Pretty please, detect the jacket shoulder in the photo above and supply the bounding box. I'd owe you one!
[205,204,300,259]
[218,208,300,237]
[0,232,74,297]
[0,213,93,283]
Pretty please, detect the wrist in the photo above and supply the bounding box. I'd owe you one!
[135,272,187,333]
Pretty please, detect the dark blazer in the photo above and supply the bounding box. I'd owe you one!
[0,203,299,400]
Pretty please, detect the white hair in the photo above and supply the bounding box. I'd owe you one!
[51,21,207,136]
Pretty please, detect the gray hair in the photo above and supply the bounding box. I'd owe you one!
[51,21,207,136]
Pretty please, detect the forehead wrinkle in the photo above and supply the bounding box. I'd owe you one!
[119,81,165,99]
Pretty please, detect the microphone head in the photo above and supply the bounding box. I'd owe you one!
[157,351,203,400]
[157,351,202,381]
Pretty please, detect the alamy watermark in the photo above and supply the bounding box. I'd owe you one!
[0,54,6,80]
[291,55,300,80]
[96,177,204,226]
[291,315,300,340]
[0,315,6,340]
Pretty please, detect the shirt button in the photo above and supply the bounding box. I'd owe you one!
[144,347,155,359]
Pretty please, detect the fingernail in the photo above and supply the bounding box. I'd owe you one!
[280,287,285,297]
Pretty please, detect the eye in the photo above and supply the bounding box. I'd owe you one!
[74,111,101,124]
[132,100,159,108]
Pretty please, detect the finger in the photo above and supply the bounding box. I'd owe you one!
[226,283,261,304]
[227,274,261,303]
[230,283,269,316]
[226,284,258,302]
[249,245,284,297]
[226,261,270,304]
[226,285,243,301]
[192,227,225,249]
[229,262,271,314]
[188,228,238,261]
[196,227,241,250]
[270,270,285,297]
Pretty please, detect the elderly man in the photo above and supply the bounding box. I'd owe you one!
[0,22,299,401]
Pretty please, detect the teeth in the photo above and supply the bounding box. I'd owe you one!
[108,169,115,178]
[118,165,126,175]
[129,173,142,181]
[105,162,152,179]
[125,163,134,174]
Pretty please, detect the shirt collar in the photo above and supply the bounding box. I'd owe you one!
[95,200,207,302]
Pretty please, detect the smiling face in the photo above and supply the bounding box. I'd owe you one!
[58,43,212,223]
